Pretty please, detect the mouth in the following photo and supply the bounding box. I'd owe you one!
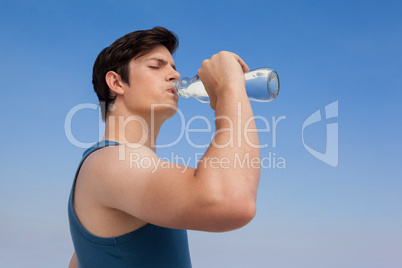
[168,87,177,95]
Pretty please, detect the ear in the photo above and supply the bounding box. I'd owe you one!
[105,71,125,95]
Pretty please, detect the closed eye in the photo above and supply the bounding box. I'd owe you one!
[146,57,176,71]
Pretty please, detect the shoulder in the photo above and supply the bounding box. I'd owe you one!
[80,143,155,180]
[75,144,154,209]
[90,143,156,160]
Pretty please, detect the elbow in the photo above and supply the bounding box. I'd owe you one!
[227,199,257,231]
[207,197,257,232]
[195,174,259,232]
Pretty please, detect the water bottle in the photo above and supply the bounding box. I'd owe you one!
[172,68,280,103]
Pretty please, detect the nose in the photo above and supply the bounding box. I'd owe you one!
[168,68,180,81]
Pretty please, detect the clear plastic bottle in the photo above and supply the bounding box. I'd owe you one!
[172,68,280,103]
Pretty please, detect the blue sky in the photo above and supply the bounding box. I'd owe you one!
[1,0,401,267]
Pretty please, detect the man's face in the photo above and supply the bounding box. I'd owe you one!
[122,45,180,118]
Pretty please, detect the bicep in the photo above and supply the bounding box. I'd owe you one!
[88,146,214,230]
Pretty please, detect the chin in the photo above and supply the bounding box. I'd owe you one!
[150,101,178,119]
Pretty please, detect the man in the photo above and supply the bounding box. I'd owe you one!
[68,26,261,267]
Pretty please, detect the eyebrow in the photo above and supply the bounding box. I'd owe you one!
[147,57,176,70]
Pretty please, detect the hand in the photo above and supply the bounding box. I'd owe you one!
[197,51,250,110]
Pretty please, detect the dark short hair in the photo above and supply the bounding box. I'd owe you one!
[92,26,179,121]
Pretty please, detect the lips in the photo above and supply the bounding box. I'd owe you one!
[168,87,177,95]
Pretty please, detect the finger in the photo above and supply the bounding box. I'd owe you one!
[231,53,250,73]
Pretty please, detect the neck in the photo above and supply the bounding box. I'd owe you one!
[103,111,164,153]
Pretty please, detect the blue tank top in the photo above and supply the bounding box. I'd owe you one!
[68,140,192,268]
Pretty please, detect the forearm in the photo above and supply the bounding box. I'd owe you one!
[196,87,260,206]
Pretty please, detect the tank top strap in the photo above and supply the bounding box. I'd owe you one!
[82,140,121,160]
[70,140,121,192]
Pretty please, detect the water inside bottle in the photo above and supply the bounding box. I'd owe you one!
[175,68,279,103]
[245,68,279,102]
[186,80,210,103]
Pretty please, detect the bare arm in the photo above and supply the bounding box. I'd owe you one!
[191,51,260,229]
[68,252,77,268]
[82,52,260,232]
